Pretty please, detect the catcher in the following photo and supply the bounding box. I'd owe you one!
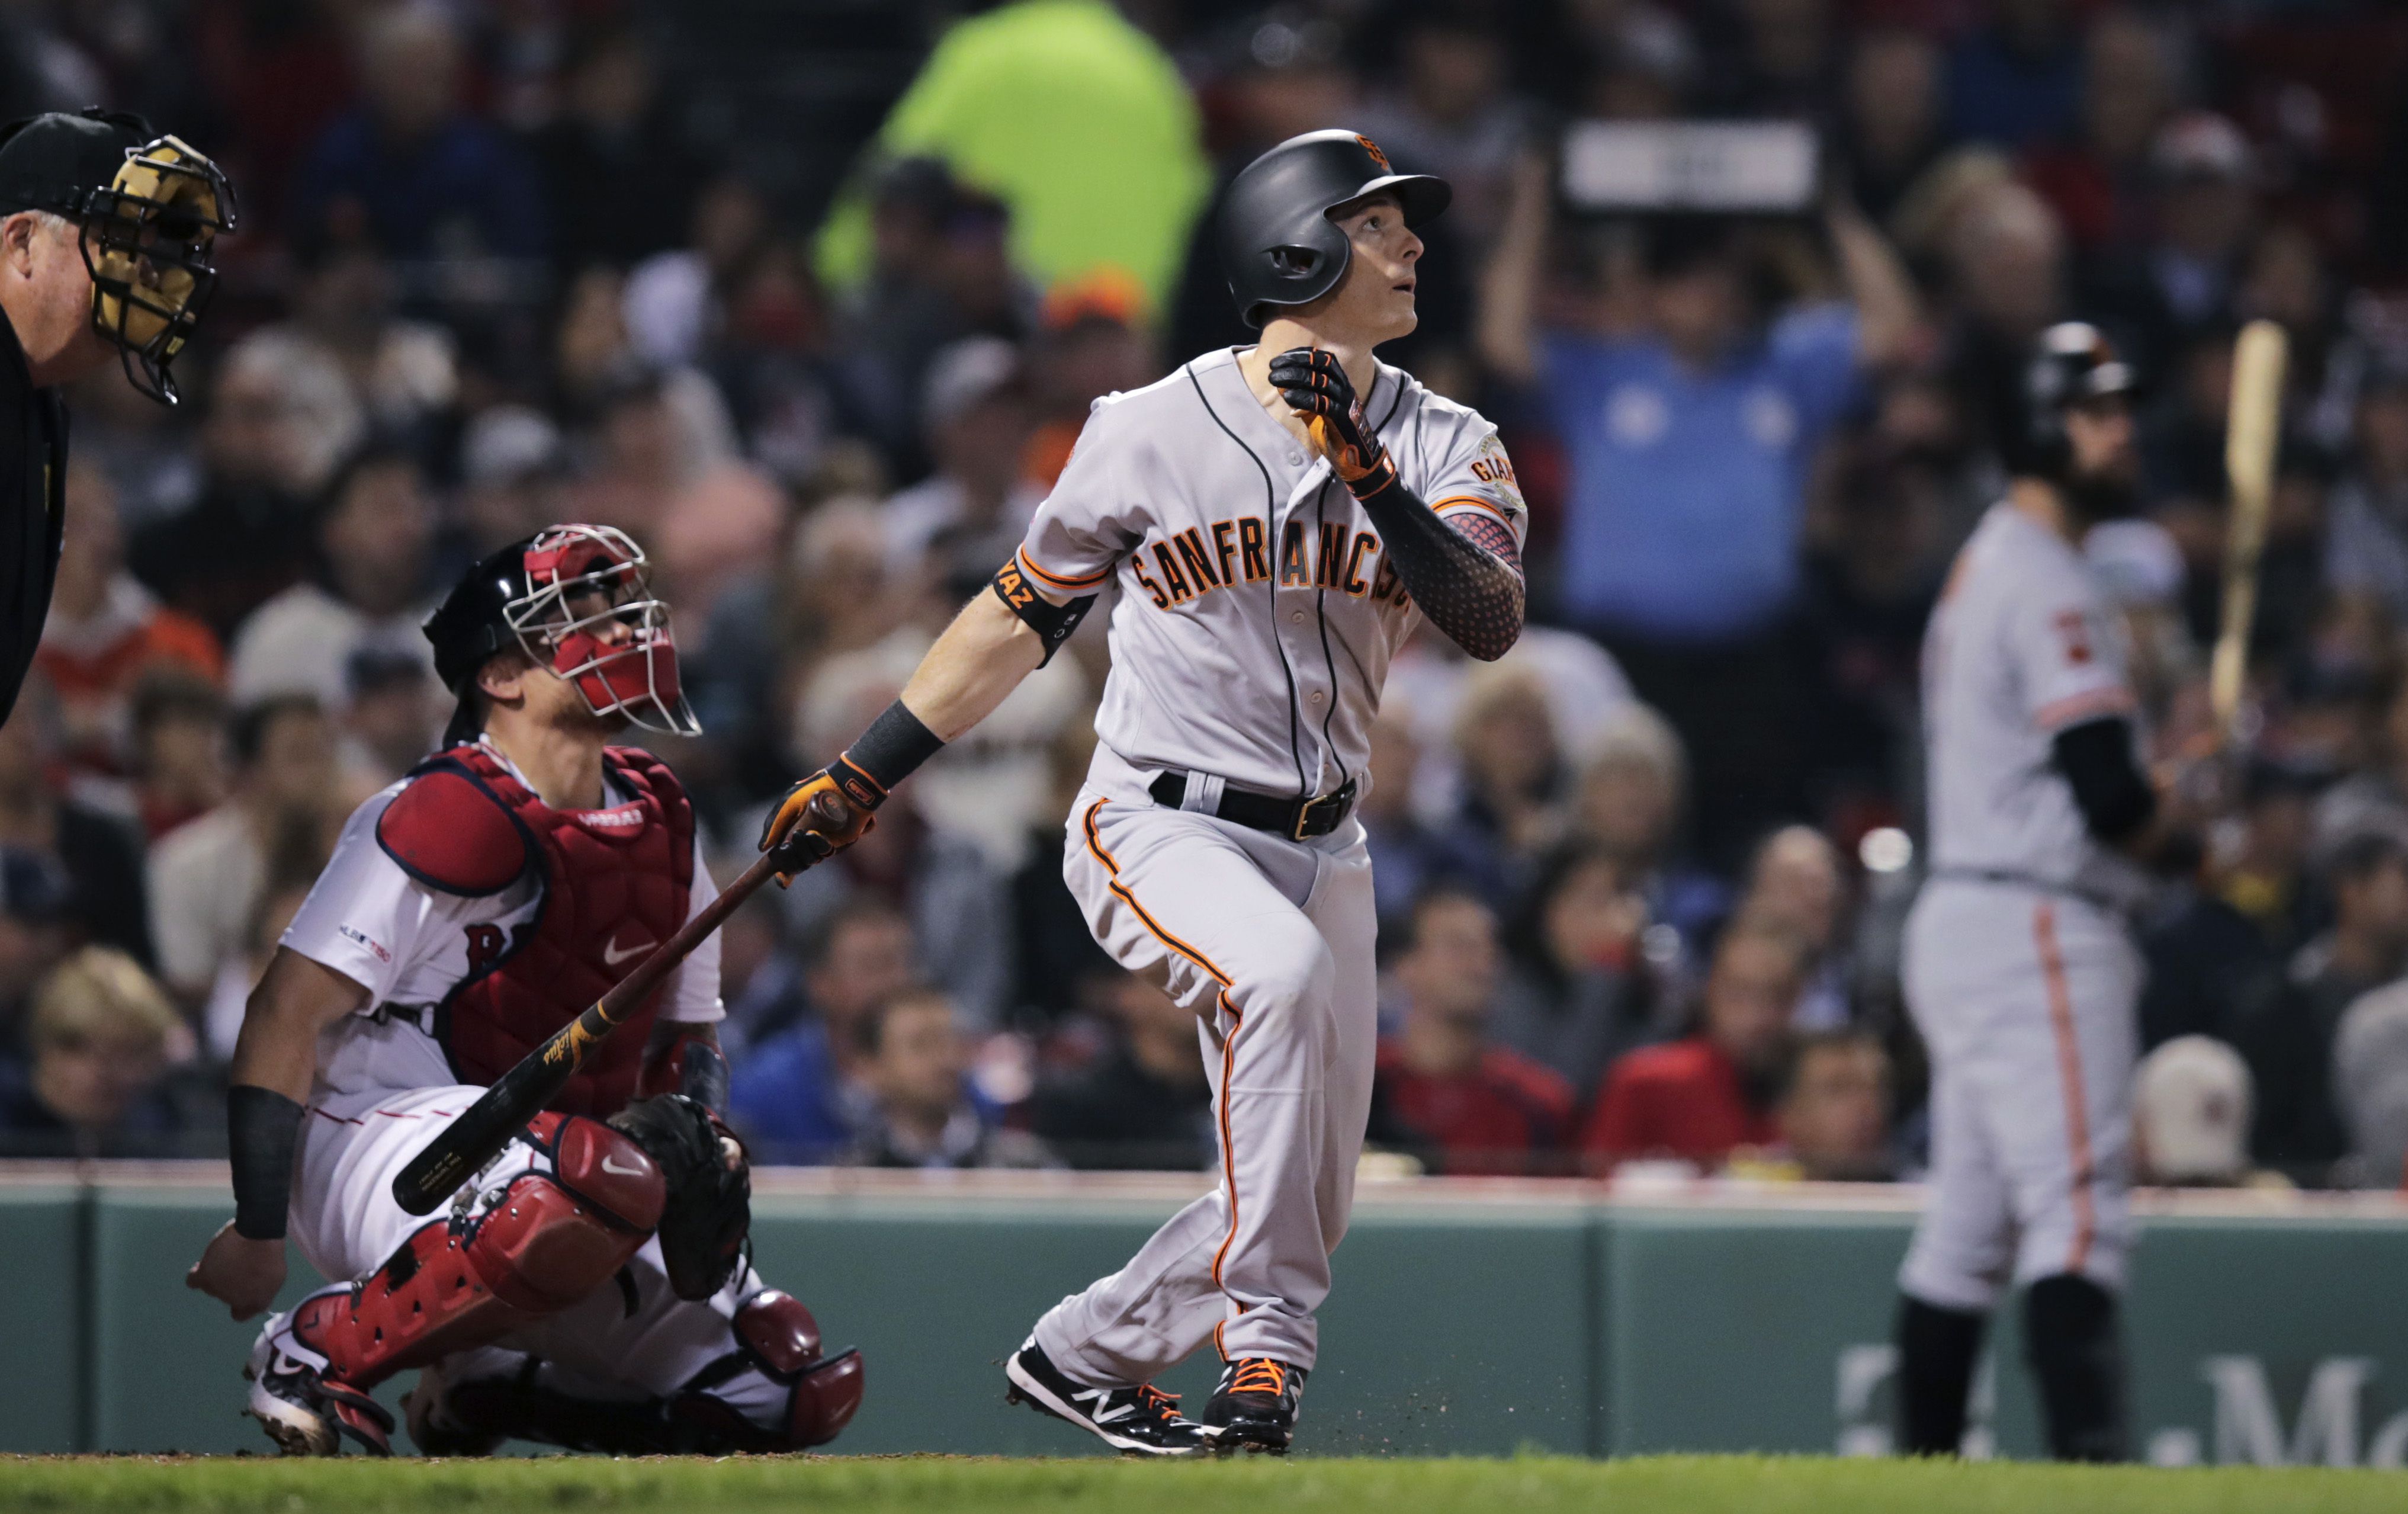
[184,525,863,1456]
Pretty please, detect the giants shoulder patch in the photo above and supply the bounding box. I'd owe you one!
[376,770,530,896]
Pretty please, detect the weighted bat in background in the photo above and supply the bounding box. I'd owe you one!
[2209,319,2289,752]
[390,788,851,1216]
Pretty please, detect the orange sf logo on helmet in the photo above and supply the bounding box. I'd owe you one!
[1356,135,1390,172]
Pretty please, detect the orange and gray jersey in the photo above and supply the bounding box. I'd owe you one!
[1920,501,2150,912]
[1013,345,1526,804]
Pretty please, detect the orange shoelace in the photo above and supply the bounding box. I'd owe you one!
[1136,1385,1182,1416]
[1231,1359,1286,1397]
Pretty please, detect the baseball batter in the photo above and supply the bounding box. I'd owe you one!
[759,130,1526,1456]
[185,525,863,1457]
[1895,324,2174,1462]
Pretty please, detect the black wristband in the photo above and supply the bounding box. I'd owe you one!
[837,699,945,804]
[227,1085,304,1240]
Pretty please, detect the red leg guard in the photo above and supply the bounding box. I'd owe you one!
[727,1290,866,1449]
[296,1118,665,1390]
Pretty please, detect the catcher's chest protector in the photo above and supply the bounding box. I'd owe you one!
[378,744,695,1117]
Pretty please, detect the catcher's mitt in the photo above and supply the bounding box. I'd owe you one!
[608,1093,750,1301]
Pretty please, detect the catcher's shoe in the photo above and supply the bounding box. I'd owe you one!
[1202,1356,1306,1454]
[244,1310,396,1457]
[1003,1339,1215,1458]
[402,1354,509,1458]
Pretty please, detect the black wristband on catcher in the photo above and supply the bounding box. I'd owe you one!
[992,558,1096,666]
[831,699,945,809]
[227,1084,304,1240]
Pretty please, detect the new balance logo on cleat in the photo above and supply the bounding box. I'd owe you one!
[1003,1339,1216,1458]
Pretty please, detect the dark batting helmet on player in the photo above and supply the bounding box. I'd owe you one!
[1216,129,1450,329]
[2011,321,2139,482]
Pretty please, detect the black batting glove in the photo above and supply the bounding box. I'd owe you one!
[1268,348,1393,489]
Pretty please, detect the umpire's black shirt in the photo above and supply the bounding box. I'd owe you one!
[0,301,69,726]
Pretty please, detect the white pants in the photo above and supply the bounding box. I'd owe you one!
[271,1083,779,1419]
[1032,754,1378,1383]
[1899,880,2140,1312]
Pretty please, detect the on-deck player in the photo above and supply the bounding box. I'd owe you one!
[1894,324,2187,1461]
[757,129,1529,1457]
[184,524,863,1457]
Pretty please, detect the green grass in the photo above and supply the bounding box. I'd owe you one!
[0,1455,2400,1514]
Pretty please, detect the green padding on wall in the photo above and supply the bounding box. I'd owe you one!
[0,1187,82,1452]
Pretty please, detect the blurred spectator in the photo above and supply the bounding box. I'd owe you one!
[2136,764,2310,1050]
[1729,1029,1895,1182]
[535,25,707,277]
[226,445,439,712]
[727,898,916,1159]
[0,848,71,1043]
[2020,9,2177,254]
[1571,704,1726,951]
[147,697,338,1009]
[1384,620,1634,830]
[1736,827,1854,1030]
[1944,0,2082,150]
[2087,114,2257,378]
[338,648,442,791]
[1581,916,1804,1172]
[815,0,1209,317]
[1492,842,1670,1100]
[1022,274,1161,487]
[1838,28,1945,227]
[884,337,1042,600]
[268,241,460,445]
[287,5,545,262]
[1369,890,1573,1177]
[844,984,1053,1170]
[624,176,774,371]
[458,406,570,556]
[36,462,223,787]
[198,859,316,1065]
[1703,0,1840,119]
[2234,830,2408,1183]
[1479,159,1919,863]
[2332,983,2408,1189]
[2322,349,2408,631]
[0,679,150,965]
[1938,181,2070,472]
[1009,720,1119,1025]
[2132,1035,2268,1189]
[1360,707,1482,944]
[1030,972,1213,1171]
[125,671,227,843]
[782,647,1014,1028]
[129,332,356,641]
[714,889,808,1061]
[1353,3,1533,249]
[0,947,191,1158]
[1439,662,1568,894]
[576,364,784,621]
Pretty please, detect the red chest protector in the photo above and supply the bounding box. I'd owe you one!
[375,742,695,1118]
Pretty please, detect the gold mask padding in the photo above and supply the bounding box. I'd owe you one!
[90,136,224,357]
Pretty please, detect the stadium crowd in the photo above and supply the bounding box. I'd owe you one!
[2,0,2407,1190]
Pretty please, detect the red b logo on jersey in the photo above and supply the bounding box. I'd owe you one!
[464,922,506,975]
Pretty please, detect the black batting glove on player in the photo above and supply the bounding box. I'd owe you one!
[1268,347,1394,489]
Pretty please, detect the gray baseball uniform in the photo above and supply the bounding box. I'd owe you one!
[1022,346,1524,1381]
[1901,500,2143,1311]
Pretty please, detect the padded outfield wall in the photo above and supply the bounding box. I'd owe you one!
[5,1166,2406,1464]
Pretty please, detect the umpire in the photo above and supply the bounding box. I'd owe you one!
[0,108,233,726]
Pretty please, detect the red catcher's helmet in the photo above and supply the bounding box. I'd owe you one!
[423,524,700,746]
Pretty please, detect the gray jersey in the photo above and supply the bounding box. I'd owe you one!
[1016,345,1526,798]
[1922,501,2149,906]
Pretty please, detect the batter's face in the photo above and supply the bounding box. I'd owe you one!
[1319,193,1422,345]
[2065,396,2139,492]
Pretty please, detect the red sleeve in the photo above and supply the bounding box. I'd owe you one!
[374,769,528,896]
[1580,1059,1650,1164]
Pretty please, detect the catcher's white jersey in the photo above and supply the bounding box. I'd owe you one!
[1015,345,1525,801]
[1921,501,2149,909]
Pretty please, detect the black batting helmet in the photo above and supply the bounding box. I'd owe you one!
[2011,321,2138,479]
[1218,129,1450,329]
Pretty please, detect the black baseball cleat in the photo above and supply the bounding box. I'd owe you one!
[1003,1339,1215,1458]
[1202,1356,1306,1454]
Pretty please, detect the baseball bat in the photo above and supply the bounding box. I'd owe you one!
[2209,319,2288,748]
[390,848,783,1215]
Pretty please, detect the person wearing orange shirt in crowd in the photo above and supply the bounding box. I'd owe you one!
[1369,890,1573,1176]
[1020,270,1157,490]
[1581,913,1804,1172]
[36,460,221,784]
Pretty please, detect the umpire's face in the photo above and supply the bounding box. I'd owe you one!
[0,209,113,386]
